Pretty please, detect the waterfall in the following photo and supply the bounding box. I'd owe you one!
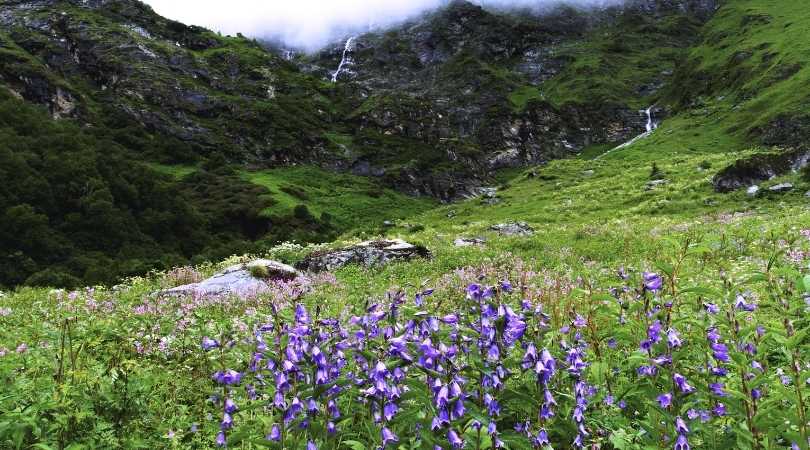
[644,106,656,133]
[331,37,355,83]
[596,106,658,159]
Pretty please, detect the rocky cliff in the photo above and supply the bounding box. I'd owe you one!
[0,0,718,200]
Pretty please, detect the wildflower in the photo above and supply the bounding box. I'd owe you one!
[381,427,398,447]
[638,365,658,377]
[704,303,719,314]
[667,328,682,348]
[657,392,673,408]
[711,343,729,363]
[675,416,689,434]
[535,429,550,446]
[307,441,317,450]
[500,280,513,292]
[216,431,226,447]
[267,424,281,441]
[674,434,690,450]
[673,373,695,394]
[734,295,757,312]
[201,337,219,351]
[383,402,398,421]
[440,314,459,325]
[16,343,27,354]
[213,370,242,385]
[643,272,663,292]
[713,403,726,416]
[447,429,464,448]
[709,383,727,397]
[751,388,762,400]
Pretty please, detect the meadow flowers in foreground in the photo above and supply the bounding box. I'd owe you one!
[1,232,809,449]
[201,264,810,449]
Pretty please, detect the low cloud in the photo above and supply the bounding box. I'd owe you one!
[143,0,623,51]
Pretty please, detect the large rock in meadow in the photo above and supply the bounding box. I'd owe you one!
[491,222,535,236]
[296,239,430,272]
[712,149,810,192]
[160,259,299,297]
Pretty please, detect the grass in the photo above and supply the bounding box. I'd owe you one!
[669,0,810,133]
[508,85,544,111]
[145,162,197,179]
[243,166,437,231]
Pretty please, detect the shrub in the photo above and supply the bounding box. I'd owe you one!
[650,162,665,180]
[293,204,315,221]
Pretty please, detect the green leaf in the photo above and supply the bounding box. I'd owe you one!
[787,329,808,350]
[342,439,367,450]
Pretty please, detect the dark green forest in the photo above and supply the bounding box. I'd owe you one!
[0,91,334,289]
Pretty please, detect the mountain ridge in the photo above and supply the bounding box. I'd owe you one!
[5,0,810,288]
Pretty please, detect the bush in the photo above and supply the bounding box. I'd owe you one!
[293,204,315,222]
[650,162,665,180]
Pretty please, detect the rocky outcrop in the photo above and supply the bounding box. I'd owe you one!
[712,149,810,193]
[454,237,486,247]
[768,183,794,193]
[491,222,534,236]
[160,259,299,297]
[296,239,430,272]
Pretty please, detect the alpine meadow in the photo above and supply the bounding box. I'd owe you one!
[1,0,810,449]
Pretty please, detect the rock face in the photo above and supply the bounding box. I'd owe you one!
[296,239,430,272]
[161,259,299,297]
[712,149,810,192]
[491,222,535,236]
[0,0,720,201]
[299,0,715,199]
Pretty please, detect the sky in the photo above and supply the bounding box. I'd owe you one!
[142,0,621,52]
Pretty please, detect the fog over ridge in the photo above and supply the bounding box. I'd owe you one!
[142,0,625,52]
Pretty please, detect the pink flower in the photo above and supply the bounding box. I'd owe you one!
[16,343,28,354]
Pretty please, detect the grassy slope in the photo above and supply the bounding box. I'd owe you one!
[244,167,437,231]
[148,163,437,233]
[666,0,810,134]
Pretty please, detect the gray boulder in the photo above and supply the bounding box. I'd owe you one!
[491,222,534,236]
[712,149,810,192]
[645,179,669,190]
[161,259,299,297]
[454,237,486,247]
[296,239,430,273]
[769,183,794,193]
[747,185,760,197]
[805,190,810,198]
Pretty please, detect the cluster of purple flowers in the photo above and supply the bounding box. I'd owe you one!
[195,267,806,450]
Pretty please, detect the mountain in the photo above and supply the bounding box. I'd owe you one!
[1,0,810,288]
